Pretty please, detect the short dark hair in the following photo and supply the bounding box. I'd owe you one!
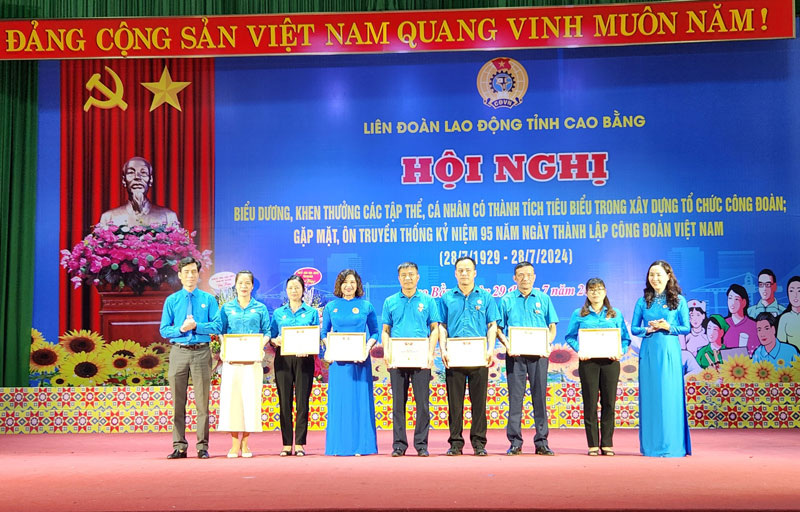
[178,257,201,272]
[235,270,254,285]
[757,268,777,284]
[726,284,750,312]
[333,269,364,298]
[755,311,777,328]
[454,256,476,269]
[287,274,306,293]
[514,261,534,274]
[397,262,418,273]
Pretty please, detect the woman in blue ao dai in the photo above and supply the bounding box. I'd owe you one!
[321,269,379,456]
[631,260,692,457]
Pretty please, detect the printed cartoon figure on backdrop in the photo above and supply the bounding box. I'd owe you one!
[777,276,800,352]
[696,315,729,370]
[752,312,800,369]
[724,284,759,357]
[681,300,709,357]
[748,269,785,319]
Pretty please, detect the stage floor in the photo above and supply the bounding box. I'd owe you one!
[1,428,798,511]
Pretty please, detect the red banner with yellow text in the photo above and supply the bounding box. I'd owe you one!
[0,0,795,60]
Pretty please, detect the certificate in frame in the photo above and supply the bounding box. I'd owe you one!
[446,337,488,367]
[577,328,622,359]
[221,333,264,363]
[326,332,367,362]
[507,326,550,356]
[281,325,321,356]
[390,337,429,368]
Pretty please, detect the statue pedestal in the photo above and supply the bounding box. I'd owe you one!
[98,287,174,346]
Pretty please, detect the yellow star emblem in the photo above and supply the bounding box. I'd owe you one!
[140,67,191,112]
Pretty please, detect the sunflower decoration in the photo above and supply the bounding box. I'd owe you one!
[618,355,640,382]
[148,342,172,356]
[31,328,46,345]
[125,373,148,386]
[109,354,135,374]
[51,375,69,387]
[30,340,68,373]
[104,339,144,359]
[751,360,776,383]
[774,367,795,383]
[62,351,113,386]
[788,361,800,382]
[59,329,106,354]
[132,349,165,375]
[718,354,752,384]
[698,367,720,384]
[548,344,578,373]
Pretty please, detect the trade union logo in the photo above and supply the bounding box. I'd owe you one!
[477,57,529,109]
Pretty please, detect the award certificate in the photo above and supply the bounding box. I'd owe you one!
[221,334,264,363]
[281,325,321,356]
[577,328,622,359]
[390,337,429,368]
[446,337,488,367]
[507,326,550,356]
[326,332,367,362]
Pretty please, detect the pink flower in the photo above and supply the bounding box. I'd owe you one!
[89,259,103,273]
[61,224,212,292]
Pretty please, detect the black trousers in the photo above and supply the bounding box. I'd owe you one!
[389,368,431,452]
[506,355,549,449]
[578,358,620,448]
[445,366,488,451]
[273,350,315,446]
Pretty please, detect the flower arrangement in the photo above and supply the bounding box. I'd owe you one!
[60,223,212,294]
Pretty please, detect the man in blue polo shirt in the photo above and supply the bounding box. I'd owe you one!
[439,256,499,456]
[159,256,220,459]
[382,262,440,457]
[497,261,558,456]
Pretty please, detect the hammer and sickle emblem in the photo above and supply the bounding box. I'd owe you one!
[83,66,128,112]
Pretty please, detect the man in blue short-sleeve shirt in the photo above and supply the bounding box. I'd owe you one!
[382,262,440,457]
[498,262,558,456]
[438,256,500,456]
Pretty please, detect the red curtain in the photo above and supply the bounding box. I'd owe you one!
[59,58,215,335]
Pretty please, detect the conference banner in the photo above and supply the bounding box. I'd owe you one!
[27,11,800,422]
[0,0,795,60]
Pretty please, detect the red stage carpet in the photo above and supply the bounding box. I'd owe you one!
[1,428,798,512]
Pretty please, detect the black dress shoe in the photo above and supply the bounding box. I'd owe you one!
[417,448,429,457]
[197,449,210,459]
[167,449,187,459]
[535,445,555,456]
[507,446,522,456]
[474,448,488,456]
[391,449,405,457]
[445,447,462,456]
